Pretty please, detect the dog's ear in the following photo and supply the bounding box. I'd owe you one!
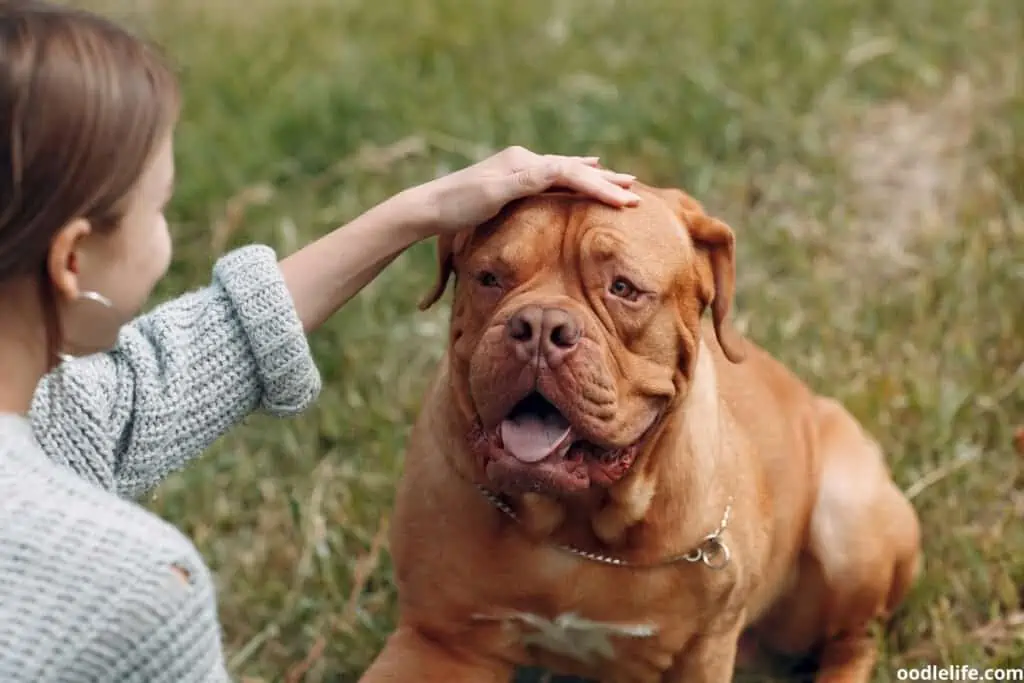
[652,187,746,364]
[686,210,745,363]
[418,231,471,311]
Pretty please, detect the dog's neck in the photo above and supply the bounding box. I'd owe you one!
[628,339,735,544]
[440,340,736,566]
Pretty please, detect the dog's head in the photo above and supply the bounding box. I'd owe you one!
[420,183,744,499]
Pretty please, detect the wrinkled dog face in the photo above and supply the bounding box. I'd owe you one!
[420,184,743,498]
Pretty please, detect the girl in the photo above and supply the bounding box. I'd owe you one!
[0,2,641,680]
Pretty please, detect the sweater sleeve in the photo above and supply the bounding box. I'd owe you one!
[28,244,322,499]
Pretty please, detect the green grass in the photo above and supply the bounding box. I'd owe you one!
[80,0,1024,680]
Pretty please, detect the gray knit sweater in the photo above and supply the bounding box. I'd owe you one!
[0,245,322,682]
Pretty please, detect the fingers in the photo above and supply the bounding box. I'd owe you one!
[494,146,641,208]
[502,160,640,208]
[539,160,642,207]
[499,145,602,169]
[596,168,638,188]
[544,154,602,168]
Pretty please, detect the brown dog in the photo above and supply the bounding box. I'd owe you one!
[359,183,922,683]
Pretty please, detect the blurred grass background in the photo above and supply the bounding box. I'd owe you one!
[74,0,1023,680]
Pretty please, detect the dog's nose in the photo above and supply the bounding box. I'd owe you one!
[507,306,543,346]
[506,305,582,366]
[544,308,581,350]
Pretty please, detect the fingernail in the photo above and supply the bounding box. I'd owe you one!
[623,191,641,204]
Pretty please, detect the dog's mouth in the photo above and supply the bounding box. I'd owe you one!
[475,392,643,496]
[500,392,576,463]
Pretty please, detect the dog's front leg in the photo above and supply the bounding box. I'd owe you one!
[359,625,513,683]
[663,618,744,683]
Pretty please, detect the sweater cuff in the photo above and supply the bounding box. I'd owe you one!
[211,245,322,416]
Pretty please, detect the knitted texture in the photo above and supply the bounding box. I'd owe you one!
[0,245,322,682]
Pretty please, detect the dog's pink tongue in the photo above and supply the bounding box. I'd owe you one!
[500,413,573,463]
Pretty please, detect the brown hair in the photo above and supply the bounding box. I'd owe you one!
[0,0,181,360]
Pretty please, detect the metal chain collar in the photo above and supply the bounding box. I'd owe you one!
[476,485,734,570]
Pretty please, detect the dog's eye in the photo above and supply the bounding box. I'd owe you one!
[609,277,640,301]
[476,271,500,288]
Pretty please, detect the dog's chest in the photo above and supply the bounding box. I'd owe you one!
[469,566,727,681]
[475,609,659,664]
